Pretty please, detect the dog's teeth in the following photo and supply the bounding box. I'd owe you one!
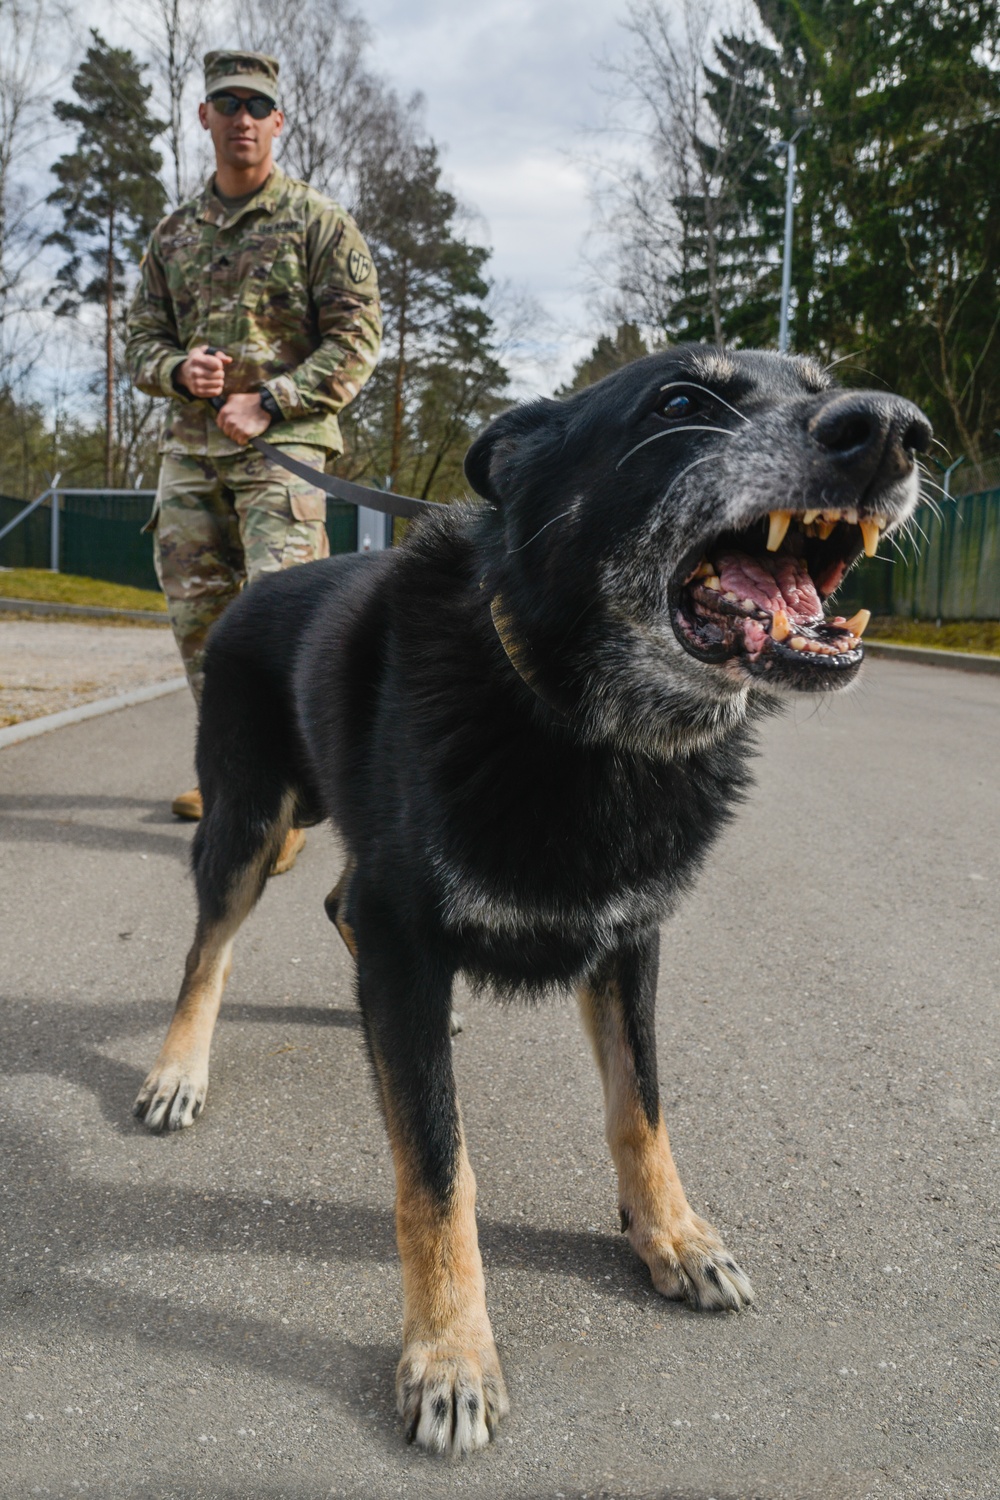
[724,591,738,602]
[766,510,792,552]
[843,506,859,525]
[771,609,791,642]
[693,558,714,578]
[817,519,837,540]
[703,574,722,591]
[802,509,820,525]
[859,518,881,557]
[789,635,807,651]
[742,597,756,612]
[844,608,871,637]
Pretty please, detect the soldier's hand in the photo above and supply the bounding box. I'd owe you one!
[177,345,232,398]
[216,393,273,444]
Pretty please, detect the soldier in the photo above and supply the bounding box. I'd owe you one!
[126,49,381,871]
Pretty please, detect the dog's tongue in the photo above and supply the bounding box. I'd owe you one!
[716,551,823,624]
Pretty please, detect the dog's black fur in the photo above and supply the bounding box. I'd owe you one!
[135,346,930,1454]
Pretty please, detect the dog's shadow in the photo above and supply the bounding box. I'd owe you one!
[2,991,666,1310]
[0,993,362,1138]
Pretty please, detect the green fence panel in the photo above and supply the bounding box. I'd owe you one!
[0,493,51,569]
[327,501,358,554]
[1,488,360,588]
[61,492,159,591]
[818,489,1000,621]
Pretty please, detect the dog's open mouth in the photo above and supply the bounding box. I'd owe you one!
[670,507,882,681]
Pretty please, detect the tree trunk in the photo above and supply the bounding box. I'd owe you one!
[390,262,408,485]
[105,203,114,487]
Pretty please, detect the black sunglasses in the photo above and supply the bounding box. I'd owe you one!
[208,93,276,119]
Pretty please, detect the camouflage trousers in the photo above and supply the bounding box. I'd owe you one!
[150,446,331,702]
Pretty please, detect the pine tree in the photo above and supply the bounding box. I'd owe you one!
[345,138,509,501]
[747,0,1000,458]
[687,31,788,348]
[47,31,166,484]
[557,323,653,395]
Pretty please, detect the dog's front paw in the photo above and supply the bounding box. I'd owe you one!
[629,1211,754,1311]
[397,1339,509,1455]
[132,1061,207,1133]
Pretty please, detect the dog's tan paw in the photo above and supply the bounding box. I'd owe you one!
[397,1340,509,1455]
[629,1212,754,1311]
[132,1062,207,1133]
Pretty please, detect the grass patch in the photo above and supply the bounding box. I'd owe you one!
[0,567,166,612]
[867,616,1000,655]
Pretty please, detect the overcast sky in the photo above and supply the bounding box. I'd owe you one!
[357,0,629,393]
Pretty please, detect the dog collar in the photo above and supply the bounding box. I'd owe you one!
[488,591,565,716]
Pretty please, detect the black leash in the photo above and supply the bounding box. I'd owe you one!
[203,350,446,520]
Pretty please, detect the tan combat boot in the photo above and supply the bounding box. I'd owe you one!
[171,787,203,821]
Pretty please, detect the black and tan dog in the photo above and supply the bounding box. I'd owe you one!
[133,347,930,1454]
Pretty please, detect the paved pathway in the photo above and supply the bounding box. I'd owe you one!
[1,660,997,1499]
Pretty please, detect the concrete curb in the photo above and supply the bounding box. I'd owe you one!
[865,641,1000,675]
[0,677,187,749]
[0,596,168,624]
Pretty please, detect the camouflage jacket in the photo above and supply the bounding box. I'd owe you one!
[126,167,382,456]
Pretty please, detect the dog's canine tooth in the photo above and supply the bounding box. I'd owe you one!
[770,609,791,642]
[844,608,871,637]
[859,518,881,557]
[766,510,792,552]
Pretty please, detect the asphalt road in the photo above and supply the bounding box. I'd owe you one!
[1,659,997,1500]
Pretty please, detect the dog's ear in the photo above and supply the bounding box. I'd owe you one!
[464,399,565,505]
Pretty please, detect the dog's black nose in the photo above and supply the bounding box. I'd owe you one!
[809,394,932,487]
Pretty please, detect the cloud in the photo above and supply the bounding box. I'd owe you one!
[363,0,625,390]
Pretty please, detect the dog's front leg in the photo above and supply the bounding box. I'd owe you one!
[577,930,753,1311]
[354,893,507,1455]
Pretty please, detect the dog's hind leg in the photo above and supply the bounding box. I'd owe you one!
[350,885,507,1455]
[577,930,753,1311]
[132,785,295,1133]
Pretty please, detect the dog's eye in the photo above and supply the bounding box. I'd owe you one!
[658,393,699,421]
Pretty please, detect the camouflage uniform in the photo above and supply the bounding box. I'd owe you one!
[126,124,381,699]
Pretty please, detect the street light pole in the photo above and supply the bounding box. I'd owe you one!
[776,117,809,354]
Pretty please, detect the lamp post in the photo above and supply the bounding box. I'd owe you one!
[776,110,810,354]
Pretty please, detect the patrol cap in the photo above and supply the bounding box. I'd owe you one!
[203,50,279,105]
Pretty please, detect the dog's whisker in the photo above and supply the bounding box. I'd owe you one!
[908,516,933,548]
[616,427,735,470]
[658,452,722,508]
[821,351,862,373]
[508,507,577,553]
[656,381,750,425]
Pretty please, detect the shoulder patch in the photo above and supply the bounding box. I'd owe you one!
[348,248,373,284]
